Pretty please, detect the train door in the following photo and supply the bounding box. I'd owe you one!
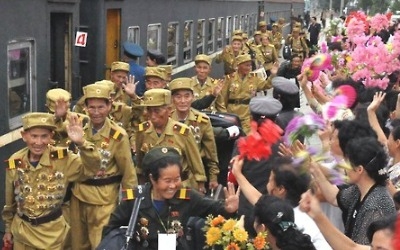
[50,13,72,91]
[105,9,121,80]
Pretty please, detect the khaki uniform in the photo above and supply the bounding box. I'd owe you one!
[70,118,138,249]
[286,35,309,59]
[271,31,283,52]
[170,109,219,182]
[135,118,207,188]
[190,76,227,112]
[215,45,244,75]
[221,72,272,134]
[2,142,100,250]
[256,44,279,71]
[53,112,90,149]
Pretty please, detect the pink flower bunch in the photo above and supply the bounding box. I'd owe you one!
[369,13,389,32]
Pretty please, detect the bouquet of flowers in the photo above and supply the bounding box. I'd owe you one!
[283,113,325,145]
[204,215,268,250]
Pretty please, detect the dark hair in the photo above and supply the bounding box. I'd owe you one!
[391,125,400,140]
[327,42,343,51]
[144,156,182,182]
[333,119,377,154]
[271,157,311,207]
[272,91,298,111]
[124,51,138,60]
[254,195,316,250]
[147,50,166,65]
[366,214,396,242]
[385,90,400,112]
[345,137,388,185]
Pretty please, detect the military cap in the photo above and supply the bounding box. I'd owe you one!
[95,80,116,94]
[145,67,167,81]
[141,89,171,106]
[169,78,193,92]
[233,29,243,36]
[242,33,248,39]
[195,54,212,65]
[294,22,302,28]
[278,17,285,22]
[254,31,262,36]
[270,17,277,23]
[259,21,267,27]
[123,41,144,57]
[142,147,180,170]
[83,83,112,101]
[158,65,173,81]
[250,96,282,116]
[46,88,72,112]
[111,61,130,72]
[22,112,57,131]
[272,23,278,27]
[272,77,299,95]
[231,35,243,42]
[236,54,252,65]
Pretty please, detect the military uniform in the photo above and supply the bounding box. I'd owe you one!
[215,35,244,75]
[70,84,138,250]
[2,113,101,250]
[256,43,279,72]
[135,89,207,189]
[169,78,219,184]
[271,24,283,53]
[286,28,309,59]
[191,54,226,113]
[111,62,132,105]
[221,55,272,134]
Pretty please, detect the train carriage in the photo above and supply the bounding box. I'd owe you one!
[0,0,304,244]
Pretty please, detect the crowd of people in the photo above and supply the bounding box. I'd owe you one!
[3,9,400,250]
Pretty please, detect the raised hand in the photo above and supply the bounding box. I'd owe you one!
[66,113,85,146]
[367,91,386,113]
[54,98,69,119]
[224,182,240,213]
[123,74,138,98]
[213,79,224,96]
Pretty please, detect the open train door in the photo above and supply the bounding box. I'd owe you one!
[105,9,121,80]
[50,13,72,91]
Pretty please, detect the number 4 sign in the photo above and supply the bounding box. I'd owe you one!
[75,31,88,47]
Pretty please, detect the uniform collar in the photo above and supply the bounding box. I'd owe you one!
[145,118,175,136]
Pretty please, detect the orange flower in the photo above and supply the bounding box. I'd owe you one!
[225,242,240,250]
[211,215,225,227]
[253,232,267,250]
[206,227,222,245]
[233,228,248,242]
[222,219,236,231]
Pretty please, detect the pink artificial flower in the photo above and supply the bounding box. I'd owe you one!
[370,13,389,32]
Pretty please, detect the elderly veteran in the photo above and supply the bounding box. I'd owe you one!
[190,54,226,112]
[2,113,100,250]
[169,78,220,191]
[272,76,303,130]
[135,89,207,192]
[221,54,274,134]
[70,83,137,250]
[215,35,245,75]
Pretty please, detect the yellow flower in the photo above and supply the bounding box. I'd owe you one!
[233,228,248,242]
[253,232,267,250]
[225,242,240,250]
[211,215,225,227]
[206,227,222,245]
[222,219,236,231]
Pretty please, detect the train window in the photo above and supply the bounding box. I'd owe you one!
[127,26,140,44]
[226,16,232,44]
[248,14,254,36]
[197,19,205,55]
[245,15,249,34]
[147,23,161,51]
[207,18,215,54]
[240,15,244,30]
[233,15,239,31]
[8,40,36,130]
[183,20,193,63]
[217,17,224,49]
[167,22,179,67]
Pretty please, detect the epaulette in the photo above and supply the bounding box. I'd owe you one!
[175,188,191,200]
[50,148,68,160]
[138,121,151,132]
[121,188,137,200]
[5,158,23,170]
[112,102,123,112]
[173,123,190,136]
[110,127,124,141]
[268,44,275,48]
[195,113,209,124]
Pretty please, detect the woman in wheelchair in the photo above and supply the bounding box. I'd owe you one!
[101,147,239,249]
